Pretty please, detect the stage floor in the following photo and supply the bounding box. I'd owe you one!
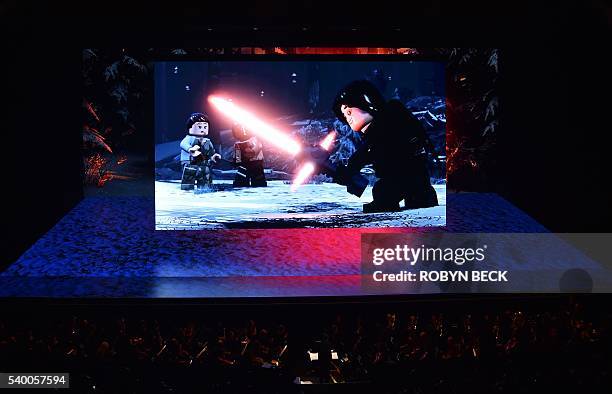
[4,192,606,298]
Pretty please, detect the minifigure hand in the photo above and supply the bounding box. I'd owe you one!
[189,145,200,152]
[191,150,202,157]
[211,153,221,163]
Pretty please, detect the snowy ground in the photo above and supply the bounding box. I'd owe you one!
[155,180,446,229]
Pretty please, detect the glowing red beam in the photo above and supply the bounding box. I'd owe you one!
[291,131,337,192]
[291,162,315,192]
[208,96,301,155]
[319,130,336,151]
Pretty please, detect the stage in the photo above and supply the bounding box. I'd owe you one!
[3,192,609,298]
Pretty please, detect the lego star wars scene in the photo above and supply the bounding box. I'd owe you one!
[154,60,446,230]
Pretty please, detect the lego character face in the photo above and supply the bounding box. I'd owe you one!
[341,104,374,132]
[189,121,209,136]
[232,123,250,142]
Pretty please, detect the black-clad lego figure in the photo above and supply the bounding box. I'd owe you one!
[328,80,438,213]
[231,123,267,187]
[179,113,221,190]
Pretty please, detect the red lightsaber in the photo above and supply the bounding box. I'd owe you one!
[208,96,301,155]
[290,131,337,191]
[208,95,336,191]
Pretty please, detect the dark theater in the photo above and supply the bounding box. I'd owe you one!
[2,2,611,392]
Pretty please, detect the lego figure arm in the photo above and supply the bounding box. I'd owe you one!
[180,136,195,153]
[337,142,372,182]
[330,142,371,196]
[298,143,369,197]
[181,135,203,158]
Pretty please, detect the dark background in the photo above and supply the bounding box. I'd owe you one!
[154,60,445,144]
[1,0,610,266]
